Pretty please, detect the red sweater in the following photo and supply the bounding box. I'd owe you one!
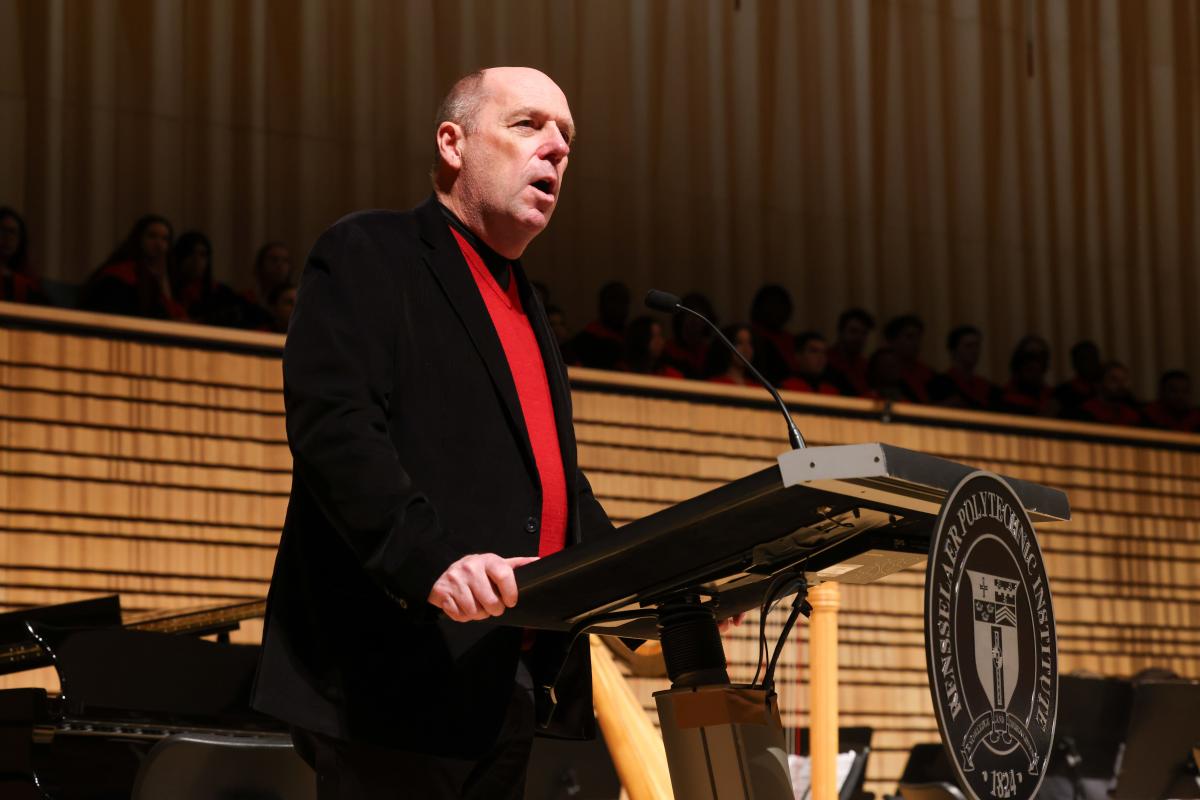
[451,229,567,557]
[780,375,841,395]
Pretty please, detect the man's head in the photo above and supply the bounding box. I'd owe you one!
[947,325,982,372]
[1159,370,1192,413]
[0,207,27,272]
[795,331,828,376]
[750,285,793,330]
[432,67,574,259]
[868,347,903,391]
[835,308,875,355]
[1069,340,1103,382]
[269,281,298,333]
[597,281,631,331]
[1009,335,1051,388]
[545,305,570,345]
[884,314,924,362]
[675,292,716,346]
[1100,361,1133,402]
[255,242,292,295]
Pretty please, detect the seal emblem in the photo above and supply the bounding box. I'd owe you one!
[925,472,1058,800]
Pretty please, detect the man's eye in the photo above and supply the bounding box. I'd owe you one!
[515,119,535,128]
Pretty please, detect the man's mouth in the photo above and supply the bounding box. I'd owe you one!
[531,179,555,197]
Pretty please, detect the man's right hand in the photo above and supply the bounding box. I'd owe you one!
[427,553,540,622]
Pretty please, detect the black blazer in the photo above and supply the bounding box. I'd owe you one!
[252,196,615,756]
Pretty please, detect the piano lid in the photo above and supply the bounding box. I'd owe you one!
[0,596,123,676]
[0,596,266,677]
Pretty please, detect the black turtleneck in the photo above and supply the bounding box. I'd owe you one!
[438,201,511,291]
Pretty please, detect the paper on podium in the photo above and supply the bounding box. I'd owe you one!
[786,750,857,799]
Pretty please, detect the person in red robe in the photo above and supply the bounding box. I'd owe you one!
[881,313,933,403]
[928,325,997,410]
[826,307,874,396]
[781,331,840,395]
[238,241,294,329]
[0,206,50,305]
[661,291,715,378]
[170,231,258,327]
[620,315,684,378]
[1142,370,1200,432]
[79,214,186,321]
[1080,362,1142,427]
[543,304,579,365]
[705,323,756,386]
[997,335,1057,416]
[750,284,797,385]
[571,280,629,370]
[866,346,920,402]
[1054,340,1104,419]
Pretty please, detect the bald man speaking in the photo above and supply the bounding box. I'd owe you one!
[252,68,616,798]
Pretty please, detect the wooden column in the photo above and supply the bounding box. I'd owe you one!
[809,581,840,800]
[589,636,674,800]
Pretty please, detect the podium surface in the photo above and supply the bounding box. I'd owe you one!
[509,443,1069,638]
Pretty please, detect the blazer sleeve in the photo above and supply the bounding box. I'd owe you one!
[283,218,458,610]
[575,469,616,541]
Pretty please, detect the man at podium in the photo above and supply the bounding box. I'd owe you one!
[252,67,615,799]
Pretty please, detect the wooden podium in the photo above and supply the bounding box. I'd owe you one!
[507,443,1070,799]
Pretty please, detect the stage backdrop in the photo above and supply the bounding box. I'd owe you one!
[2,0,1199,393]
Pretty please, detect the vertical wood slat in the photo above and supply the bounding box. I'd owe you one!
[2,1,1199,395]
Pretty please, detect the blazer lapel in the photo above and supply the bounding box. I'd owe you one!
[415,197,536,475]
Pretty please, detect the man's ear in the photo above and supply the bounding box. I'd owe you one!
[436,121,465,170]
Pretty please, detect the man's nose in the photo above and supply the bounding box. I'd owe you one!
[539,124,570,163]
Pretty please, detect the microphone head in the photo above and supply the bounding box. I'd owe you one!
[644,289,682,313]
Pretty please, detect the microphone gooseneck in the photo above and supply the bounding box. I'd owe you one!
[644,289,806,450]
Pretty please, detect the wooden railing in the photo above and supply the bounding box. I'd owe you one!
[2,300,1198,797]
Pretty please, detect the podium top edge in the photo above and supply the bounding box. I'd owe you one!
[777,443,1071,523]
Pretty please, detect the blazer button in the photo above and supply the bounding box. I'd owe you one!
[397,598,408,609]
[525,517,539,534]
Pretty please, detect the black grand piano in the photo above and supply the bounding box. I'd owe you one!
[0,596,313,799]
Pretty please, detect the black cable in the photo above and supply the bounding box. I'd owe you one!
[751,573,792,686]
[763,588,811,694]
[751,572,806,687]
[539,608,660,720]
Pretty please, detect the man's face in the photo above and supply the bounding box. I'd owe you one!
[259,245,292,289]
[180,242,209,283]
[798,338,828,375]
[0,216,20,263]
[456,68,574,241]
[1163,376,1192,412]
[839,319,869,354]
[273,287,297,330]
[141,223,171,272]
[892,324,923,361]
[953,333,982,370]
[1102,366,1131,399]
[734,328,754,363]
[648,321,667,359]
[548,310,569,344]
[1075,345,1102,381]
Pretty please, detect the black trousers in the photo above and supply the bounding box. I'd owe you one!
[292,680,535,800]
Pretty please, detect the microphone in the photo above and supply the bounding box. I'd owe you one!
[644,289,806,450]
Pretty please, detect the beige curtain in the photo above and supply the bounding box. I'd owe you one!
[2,0,1198,392]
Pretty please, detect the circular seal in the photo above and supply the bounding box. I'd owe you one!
[924,472,1058,800]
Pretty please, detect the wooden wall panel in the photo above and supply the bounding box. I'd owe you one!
[5,1,1200,397]
[2,302,1198,796]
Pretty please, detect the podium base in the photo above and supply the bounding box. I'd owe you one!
[654,684,794,800]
